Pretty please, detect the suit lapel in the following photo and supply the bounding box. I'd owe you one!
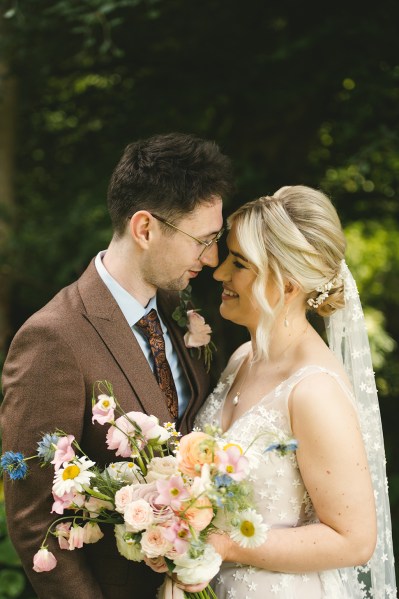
[77,261,171,423]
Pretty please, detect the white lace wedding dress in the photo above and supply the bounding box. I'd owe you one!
[194,342,368,599]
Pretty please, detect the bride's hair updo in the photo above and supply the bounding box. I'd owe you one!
[228,185,346,358]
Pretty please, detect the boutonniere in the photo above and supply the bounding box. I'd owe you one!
[172,285,216,373]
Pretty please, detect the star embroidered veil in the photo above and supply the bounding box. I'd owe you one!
[325,260,396,599]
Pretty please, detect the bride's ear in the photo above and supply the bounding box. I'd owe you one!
[284,280,301,303]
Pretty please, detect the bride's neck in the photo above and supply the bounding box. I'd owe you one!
[250,314,310,364]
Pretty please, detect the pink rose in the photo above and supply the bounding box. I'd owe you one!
[124,499,154,532]
[130,481,174,523]
[140,525,173,558]
[146,456,178,482]
[183,310,212,348]
[32,548,57,572]
[51,435,75,471]
[114,484,136,514]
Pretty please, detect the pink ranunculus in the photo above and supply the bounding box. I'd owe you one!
[124,499,154,532]
[83,522,104,544]
[51,435,76,471]
[155,476,190,511]
[140,525,173,558]
[32,548,57,572]
[183,310,212,348]
[92,393,116,425]
[215,445,249,482]
[68,524,85,550]
[55,522,72,550]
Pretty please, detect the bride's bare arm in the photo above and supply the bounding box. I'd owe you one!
[208,373,377,572]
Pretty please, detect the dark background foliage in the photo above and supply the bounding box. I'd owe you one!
[0,1,398,596]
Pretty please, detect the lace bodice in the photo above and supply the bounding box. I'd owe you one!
[194,343,396,599]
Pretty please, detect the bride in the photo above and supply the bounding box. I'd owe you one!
[192,185,396,598]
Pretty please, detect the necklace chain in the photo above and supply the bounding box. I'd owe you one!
[231,356,254,406]
[231,321,309,407]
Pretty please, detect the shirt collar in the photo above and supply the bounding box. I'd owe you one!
[95,251,160,329]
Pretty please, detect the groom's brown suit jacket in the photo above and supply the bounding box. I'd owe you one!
[0,260,211,599]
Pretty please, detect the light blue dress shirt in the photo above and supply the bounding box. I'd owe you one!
[95,251,190,417]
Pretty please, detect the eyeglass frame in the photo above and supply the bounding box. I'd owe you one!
[150,213,225,258]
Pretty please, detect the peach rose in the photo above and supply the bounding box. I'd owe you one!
[182,495,214,532]
[177,432,216,478]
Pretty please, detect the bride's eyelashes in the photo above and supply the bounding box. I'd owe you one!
[233,260,247,269]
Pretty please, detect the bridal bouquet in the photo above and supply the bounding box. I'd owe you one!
[0,381,296,599]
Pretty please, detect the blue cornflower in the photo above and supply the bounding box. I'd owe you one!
[214,474,233,488]
[264,439,298,456]
[0,451,28,480]
[37,433,59,463]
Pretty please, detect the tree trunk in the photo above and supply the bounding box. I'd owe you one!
[0,14,17,361]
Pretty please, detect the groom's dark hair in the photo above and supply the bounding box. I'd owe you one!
[107,132,234,236]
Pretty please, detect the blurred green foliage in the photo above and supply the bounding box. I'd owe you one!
[1,0,398,595]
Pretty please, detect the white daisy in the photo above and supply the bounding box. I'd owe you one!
[53,456,96,496]
[230,509,268,548]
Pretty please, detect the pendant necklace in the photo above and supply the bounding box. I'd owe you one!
[231,321,309,407]
[231,356,255,406]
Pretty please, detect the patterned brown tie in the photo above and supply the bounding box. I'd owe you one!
[135,309,179,420]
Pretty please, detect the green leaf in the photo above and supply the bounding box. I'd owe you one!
[0,536,21,567]
[0,569,25,597]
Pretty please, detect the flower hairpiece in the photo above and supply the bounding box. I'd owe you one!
[307,274,343,309]
[172,285,216,372]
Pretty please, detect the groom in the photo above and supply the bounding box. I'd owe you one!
[0,132,233,599]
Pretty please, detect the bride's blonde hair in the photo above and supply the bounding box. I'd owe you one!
[228,185,346,359]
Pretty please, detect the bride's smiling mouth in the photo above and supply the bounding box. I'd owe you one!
[222,285,239,300]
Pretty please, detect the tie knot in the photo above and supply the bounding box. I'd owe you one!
[135,309,163,339]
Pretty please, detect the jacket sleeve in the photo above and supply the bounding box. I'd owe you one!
[1,317,106,599]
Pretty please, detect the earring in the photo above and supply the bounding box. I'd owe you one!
[284,310,289,327]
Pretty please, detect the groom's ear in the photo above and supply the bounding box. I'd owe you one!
[128,211,153,246]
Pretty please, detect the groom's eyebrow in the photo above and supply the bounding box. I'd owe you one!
[230,250,249,262]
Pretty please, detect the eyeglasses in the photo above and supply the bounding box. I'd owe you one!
[151,213,225,258]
